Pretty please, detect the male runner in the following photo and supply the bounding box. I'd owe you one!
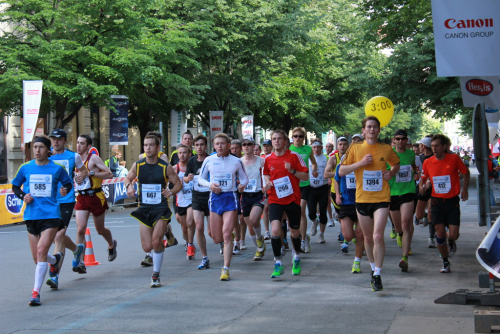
[307,139,330,243]
[325,141,335,226]
[254,144,262,157]
[184,134,212,269]
[170,131,194,165]
[420,134,469,273]
[352,134,364,144]
[263,130,308,280]
[240,136,267,260]
[12,135,73,305]
[46,129,88,287]
[339,116,400,291]
[198,133,249,281]
[262,139,273,240]
[388,129,417,272]
[289,127,317,253]
[74,134,116,270]
[230,139,246,253]
[126,135,182,287]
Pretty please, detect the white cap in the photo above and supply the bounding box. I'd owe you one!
[416,137,431,148]
[352,134,363,140]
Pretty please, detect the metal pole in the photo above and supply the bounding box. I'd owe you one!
[159,122,163,149]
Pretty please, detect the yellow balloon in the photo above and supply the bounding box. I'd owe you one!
[364,96,394,128]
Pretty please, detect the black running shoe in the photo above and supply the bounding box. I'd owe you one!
[372,275,383,291]
[440,261,451,273]
[370,271,375,288]
[108,240,117,261]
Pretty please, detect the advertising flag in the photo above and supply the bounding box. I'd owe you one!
[109,95,129,145]
[170,110,187,147]
[477,216,500,278]
[210,111,224,136]
[460,76,500,109]
[23,80,43,144]
[241,115,254,137]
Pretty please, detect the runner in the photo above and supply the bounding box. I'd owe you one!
[184,134,212,269]
[46,129,89,288]
[198,133,249,281]
[289,127,317,253]
[388,129,417,272]
[170,131,194,165]
[12,135,73,306]
[351,134,364,144]
[324,141,335,227]
[419,134,470,273]
[334,150,365,273]
[307,138,330,243]
[262,139,273,240]
[125,135,182,287]
[230,139,245,253]
[74,134,116,272]
[240,136,267,260]
[254,144,262,157]
[174,145,195,260]
[339,116,400,291]
[263,130,308,280]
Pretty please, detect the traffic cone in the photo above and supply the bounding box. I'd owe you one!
[84,228,101,266]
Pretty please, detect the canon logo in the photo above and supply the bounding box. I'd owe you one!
[466,79,494,96]
[27,90,39,95]
[212,116,222,120]
[445,18,493,29]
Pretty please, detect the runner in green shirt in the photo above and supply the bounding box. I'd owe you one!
[289,127,317,253]
[388,129,417,273]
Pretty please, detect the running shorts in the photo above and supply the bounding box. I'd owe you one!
[75,191,108,216]
[192,192,210,216]
[241,192,265,217]
[131,206,172,228]
[26,219,64,236]
[300,185,310,201]
[209,192,239,215]
[355,202,390,219]
[430,196,460,227]
[269,202,301,230]
[59,202,76,228]
[178,205,192,217]
[339,204,358,222]
[390,193,416,211]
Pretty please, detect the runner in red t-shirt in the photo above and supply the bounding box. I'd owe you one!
[420,134,470,274]
[263,130,308,280]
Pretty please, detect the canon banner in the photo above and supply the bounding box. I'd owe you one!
[23,80,43,144]
[460,76,500,108]
[170,110,187,147]
[109,95,129,145]
[431,0,500,77]
[241,115,254,138]
[210,111,223,136]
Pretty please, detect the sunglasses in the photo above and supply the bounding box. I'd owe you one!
[242,143,253,147]
[394,137,407,141]
[293,135,304,139]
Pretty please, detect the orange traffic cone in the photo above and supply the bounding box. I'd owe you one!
[84,228,101,266]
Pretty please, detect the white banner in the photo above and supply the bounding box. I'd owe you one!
[431,0,500,77]
[210,110,223,136]
[460,76,500,109]
[241,115,254,137]
[23,80,43,144]
[170,110,187,147]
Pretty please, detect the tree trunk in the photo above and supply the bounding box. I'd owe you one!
[282,113,294,135]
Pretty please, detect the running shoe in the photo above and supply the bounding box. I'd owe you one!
[257,237,266,253]
[422,218,429,227]
[341,242,349,253]
[46,276,59,289]
[396,234,402,248]
[399,258,408,272]
[72,244,84,269]
[264,231,271,241]
[390,227,397,239]
[150,273,161,287]
[440,262,451,273]
[304,235,311,253]
[428,238,436,248]
[309,220,319,236]
[141,254,153,266]
[240,240,247,250]
[165,226,178,247]
[370,272,375,288]
[220,242,224,254]
[338,232,344,242]
[108,240,117,261]
[281,245,286,257]
[300,240,305,253]
[353,237,357,245]
[73,261,87,274]
[317,233,325,244]
[408,248,413,255]
[271,263,285,280]
[187,245,196,260]
[49,252,64,278]
[448,240,457,255]
[327,219,334,227]
[352,261,361,274]
[253,251,264,261]
[292,257,301,275]
[414,215,420,225]
[233,243,240,255]
[372,275,383,291]
[220,268,230,281]
[196,257,209,269]
[283,238,289,250]
[184,242,188,251]
[29,291,41,306]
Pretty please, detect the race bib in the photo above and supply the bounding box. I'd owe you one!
[142,184,162,204]
[244,179,257,192]
[274,176,293,199]
[363,170,383,192]
[182,181,193,195]
[75,176,91,191]
[213,173,232,191]
[311,178,323,187]
[193,175,208,192]
[433,175,451,194]
[53,160,70,175]
[30,174,52,197]
[396,165,412,183]
[346,172,356,189]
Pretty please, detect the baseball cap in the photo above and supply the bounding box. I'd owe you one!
[241,136,255,143]
[407,137,412,144]
[417,137,431,148]
[394,129,408,137]
[263,139,271,146]
[352,134,363,140]
[49,129,67,139]
[337,136,348,143]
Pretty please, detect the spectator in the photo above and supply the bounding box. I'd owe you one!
[117,161,128,177]
[105,151,122,177]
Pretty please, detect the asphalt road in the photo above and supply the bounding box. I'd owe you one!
[0,198,495,334]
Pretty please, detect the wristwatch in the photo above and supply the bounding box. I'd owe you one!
[291,169,296,175]
[90,171,95,177]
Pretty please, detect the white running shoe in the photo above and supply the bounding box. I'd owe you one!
[240,240,247,250]
[317,233,325,244]
[327,219,334,227]
[264,231,271,241]
[310,220,319,236]
[304,235,311,253]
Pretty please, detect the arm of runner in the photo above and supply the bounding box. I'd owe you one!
[160,153,169,163]
[309,151,318,177]
[236,159,249,192]
[286,161,308,181]
[74,154,88,184]
[198,157,216,190]
[334,179,341,205]
[461,169,470,201]
[59,166,73,196]
[323,155,337,179]
[338,154,372,177]
[165,164,182,196]
[263,175,273,192]
[383,163,400,180]
[89,155,113,179]
[124,163,137,198]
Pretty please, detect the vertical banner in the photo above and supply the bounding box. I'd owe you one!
[170,110,187,147]
[477,216,500,278]
[109,95,129,145]
[23,80,43,143]
[460,76,500,108]
[210,110,224,136]
[241,115,254,137]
